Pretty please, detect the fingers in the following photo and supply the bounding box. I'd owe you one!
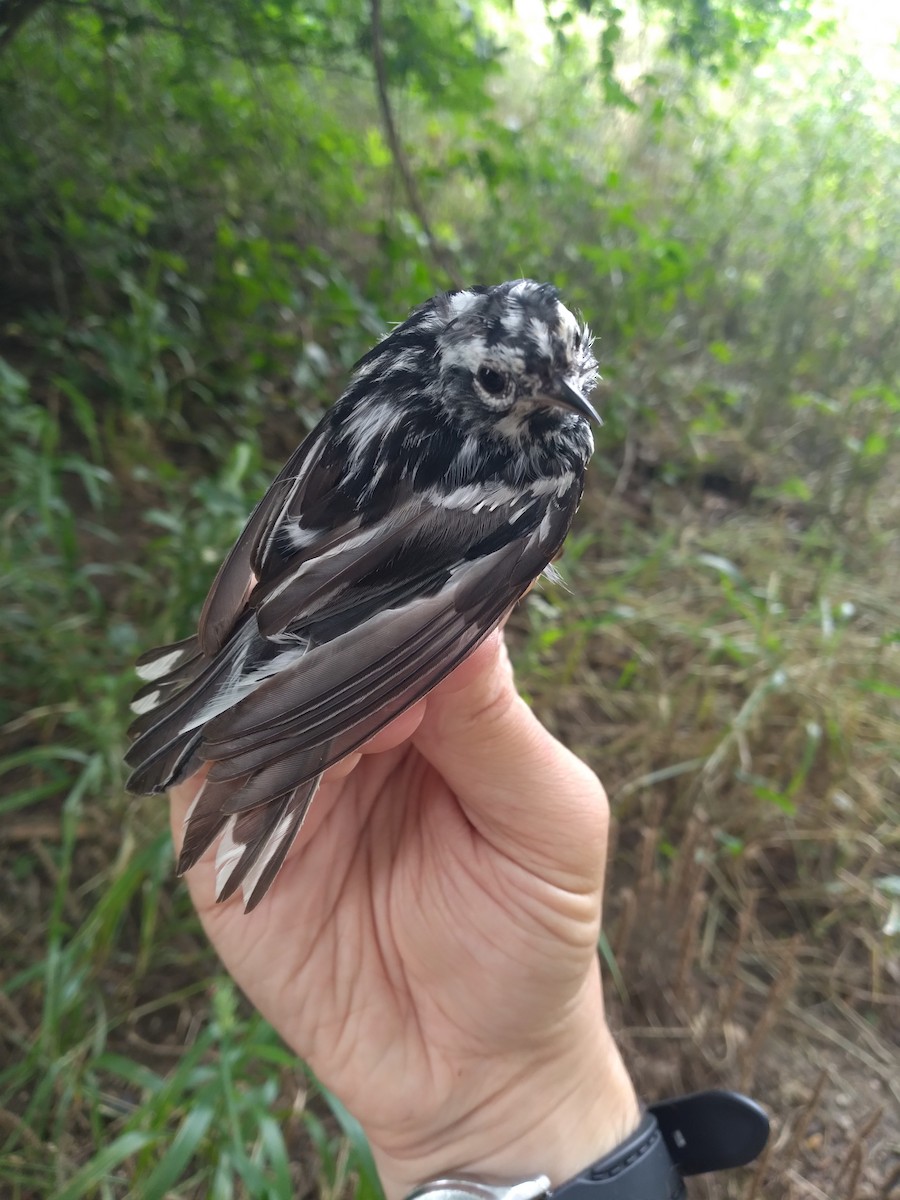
[414,632,609,892]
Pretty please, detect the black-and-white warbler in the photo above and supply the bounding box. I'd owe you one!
[125,279,601,910]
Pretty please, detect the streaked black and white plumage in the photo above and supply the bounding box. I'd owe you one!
[125,279,601,910]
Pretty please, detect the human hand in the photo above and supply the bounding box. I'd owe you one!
[170,631,639,1200]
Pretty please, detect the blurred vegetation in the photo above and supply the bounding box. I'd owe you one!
[1,0,898,1196]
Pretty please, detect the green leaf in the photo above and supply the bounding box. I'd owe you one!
[54,1132,159,1200]
[141,1106,217,1200]
[316,1082,384,1200]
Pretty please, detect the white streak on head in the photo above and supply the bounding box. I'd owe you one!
[494,410,530,442]
[442,336,528,381]
[529,317,551,357]
[502,307,523,334]
[494,345,527,374]
[448,290,480,318]
[556,300,580,342]
[439,333,487,374]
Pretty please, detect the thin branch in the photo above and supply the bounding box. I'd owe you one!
[369,0,463,289]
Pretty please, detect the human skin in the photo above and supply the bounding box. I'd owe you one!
[170,631,640,1200]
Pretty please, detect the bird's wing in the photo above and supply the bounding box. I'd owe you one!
[197,424,358,656]
[129,471,584,906]
[196,477,583,807]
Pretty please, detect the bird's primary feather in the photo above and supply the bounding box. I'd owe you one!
[125,279,600,910]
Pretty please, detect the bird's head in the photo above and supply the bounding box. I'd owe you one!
[432,280,600,437]
[337,280,599,483]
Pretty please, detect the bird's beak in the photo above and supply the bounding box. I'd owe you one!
[551,378,603,425]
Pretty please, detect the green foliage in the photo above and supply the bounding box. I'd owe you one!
[1,0,897,1196]
[545,0,812,79]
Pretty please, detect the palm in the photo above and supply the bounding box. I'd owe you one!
[171,639,613,1169]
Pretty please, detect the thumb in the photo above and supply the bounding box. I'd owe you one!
[414,632,609,893]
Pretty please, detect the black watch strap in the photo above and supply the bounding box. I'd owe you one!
[549,1110,684,1200]
[549,1090,769,1200]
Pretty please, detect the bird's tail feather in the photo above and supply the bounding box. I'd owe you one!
[211,776,321,911]
[128,633,327,911]
[124,630,249,794]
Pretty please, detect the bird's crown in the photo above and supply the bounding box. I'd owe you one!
[349,279,599,431]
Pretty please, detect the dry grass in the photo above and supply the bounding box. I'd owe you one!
[508,458,900,1198]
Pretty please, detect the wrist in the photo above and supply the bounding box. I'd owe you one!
[367,1006,639,1200]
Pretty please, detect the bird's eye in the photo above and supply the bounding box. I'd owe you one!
[476,366,508,395]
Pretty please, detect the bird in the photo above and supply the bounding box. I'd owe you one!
[125,279,601,911]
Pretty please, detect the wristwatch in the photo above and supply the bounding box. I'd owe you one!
[405,1090,769,1200]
